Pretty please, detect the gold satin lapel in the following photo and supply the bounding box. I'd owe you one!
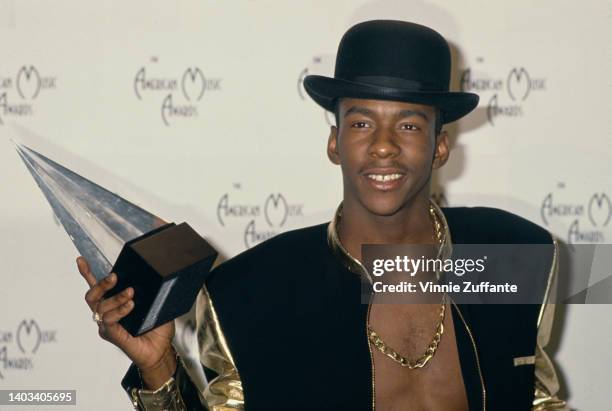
[196,286,245,409]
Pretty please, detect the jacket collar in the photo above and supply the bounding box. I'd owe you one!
[326,200,453,283]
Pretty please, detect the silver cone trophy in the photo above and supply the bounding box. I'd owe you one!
[14,143,217,336]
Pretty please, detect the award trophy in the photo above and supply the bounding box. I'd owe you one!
[14,143,218,336]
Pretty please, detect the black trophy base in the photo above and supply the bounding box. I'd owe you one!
[104,222,217,336]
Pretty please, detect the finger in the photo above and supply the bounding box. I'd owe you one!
[84,273,117,311]
[101,300,135,327]
[77,256,97,288]
[97,288,133,316]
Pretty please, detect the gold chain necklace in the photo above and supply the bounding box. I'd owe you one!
[367,203,446,369]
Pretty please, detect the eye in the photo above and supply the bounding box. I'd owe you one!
[400,123,421,131]
[351,121,371,129]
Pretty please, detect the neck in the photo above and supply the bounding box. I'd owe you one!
[338,194,435,262]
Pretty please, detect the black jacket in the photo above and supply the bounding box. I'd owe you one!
[122,206,566,411]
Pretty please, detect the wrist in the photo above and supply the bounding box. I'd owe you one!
[138,346,178,390]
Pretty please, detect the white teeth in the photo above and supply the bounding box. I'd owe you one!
[367,173,402,182]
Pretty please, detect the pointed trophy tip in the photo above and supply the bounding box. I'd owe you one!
[7,123,39,152]
[8,137,20,147]
[9,137,26,154]
[9,137,20,151]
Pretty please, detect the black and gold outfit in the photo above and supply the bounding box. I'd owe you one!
[122,203,568,411]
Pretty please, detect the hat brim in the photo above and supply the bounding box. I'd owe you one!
[303,75,479,124]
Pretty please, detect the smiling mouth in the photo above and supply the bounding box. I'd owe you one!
[365,173,403,182]
[362,171,406,191]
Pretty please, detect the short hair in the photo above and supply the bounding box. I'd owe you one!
[333,99,444,137]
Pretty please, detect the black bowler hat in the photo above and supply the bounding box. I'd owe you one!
[303,20,479,124]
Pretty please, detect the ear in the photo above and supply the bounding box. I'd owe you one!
[432,130,449,169]
[327,125,341,165]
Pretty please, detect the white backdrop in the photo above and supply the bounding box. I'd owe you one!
[0,1,610,410]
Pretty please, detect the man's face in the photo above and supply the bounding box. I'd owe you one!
[328,98,449,217]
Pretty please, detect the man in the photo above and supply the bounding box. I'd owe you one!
[78,20,568,410]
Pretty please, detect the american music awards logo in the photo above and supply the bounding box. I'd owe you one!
[216,183,304,249]
[298,55,336,126]
[460,59,546,126]
[133,59,221,126]
[0,319,58,380]
[540,182,610,243]
[0,65,57,125]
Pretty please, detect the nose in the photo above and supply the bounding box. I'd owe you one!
[369,127,400,159]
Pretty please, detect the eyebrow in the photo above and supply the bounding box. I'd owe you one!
[398,109,429,122]
[344,106,375,118]
[344,106,430,122]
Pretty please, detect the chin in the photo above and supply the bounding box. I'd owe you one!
[360,194,407,217]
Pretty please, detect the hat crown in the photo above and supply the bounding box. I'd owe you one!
[334,20,451,92]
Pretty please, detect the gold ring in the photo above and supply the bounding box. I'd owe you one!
[93,311,102,325]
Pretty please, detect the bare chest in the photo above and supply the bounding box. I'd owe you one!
[368,303,469,411]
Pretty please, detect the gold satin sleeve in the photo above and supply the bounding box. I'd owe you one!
[129,285,244,410]
[131,358,188,410]
[533,239,569,411]
[196,286,245,410]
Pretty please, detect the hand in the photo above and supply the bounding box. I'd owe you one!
[77,256,177,388]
